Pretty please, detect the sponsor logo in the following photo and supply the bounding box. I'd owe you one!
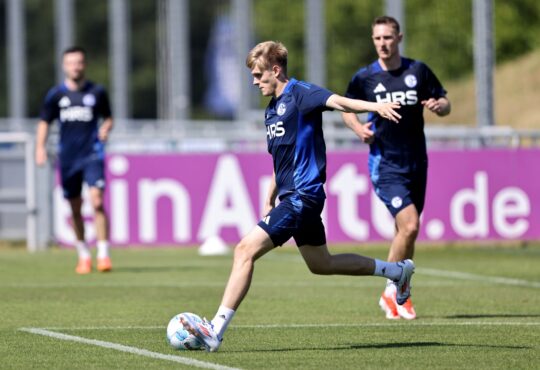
[373,83,386,93]
[391,196,403,209]
[375,90,418,106]
[277,103,287,116]
[58,96,71,108]
[404,74,417,88]
[83,94,96,106]
[262,215,271,225]
[266,121,285,139]
[60,106,94,122]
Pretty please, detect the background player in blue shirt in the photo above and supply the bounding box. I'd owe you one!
[181,40,415,352]
[35,46,114,274]
[342,16,451,320]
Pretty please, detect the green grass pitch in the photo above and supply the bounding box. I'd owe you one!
[1,243,539,369]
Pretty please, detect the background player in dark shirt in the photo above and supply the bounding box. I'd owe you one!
[342,16,451,320]
[35,46,114,274]
[180,41,415,352]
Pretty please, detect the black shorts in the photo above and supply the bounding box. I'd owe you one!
[373,167,427,217]
[257,193,326,247]
[60,158,105,199]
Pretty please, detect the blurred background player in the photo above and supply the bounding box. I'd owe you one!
[342,16,451,320]
[180,40,414,352]
[35,46,114,274]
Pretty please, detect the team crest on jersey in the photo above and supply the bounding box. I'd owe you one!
[58,96,71,108]
[391,196,403,209]
[404,75,417,88]
[83,94,96,107]
[277,103,287,116]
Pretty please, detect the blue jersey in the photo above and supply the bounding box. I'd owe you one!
[264,78,333,200]
[345,57,446,173]
[40,81,112,166]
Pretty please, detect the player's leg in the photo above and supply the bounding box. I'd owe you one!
[374,174,419,318]
[68,195,92,274]
[182,225,275,352]
[298,243,409,280]
[221,226,275,310]
[85,160,111,272]
[388,204,419,261]
[62,167,91,274]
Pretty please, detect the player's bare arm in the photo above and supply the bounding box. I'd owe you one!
[35,120,50,166]
[421,96,451,116]
[98,117,114,142]
[341,112,375,144]
[326,94,401,122]
[263,172,278,216]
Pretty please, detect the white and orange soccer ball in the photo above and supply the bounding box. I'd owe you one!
[166,312,204,350]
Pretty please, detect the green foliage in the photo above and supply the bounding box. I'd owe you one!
[404,0,474,82]
[495,0,540,63]
[1,0,540,118]
[326,0,383,93]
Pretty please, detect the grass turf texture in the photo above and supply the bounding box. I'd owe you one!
[1,244,539,369]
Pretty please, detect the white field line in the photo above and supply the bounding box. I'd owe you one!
[38,321,540,331]
[417,268,540,288]
[19,328,241,370]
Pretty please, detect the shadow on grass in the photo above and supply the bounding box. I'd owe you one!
[444,314,540,319]
[109,266,191,273]
[229,341,531,353]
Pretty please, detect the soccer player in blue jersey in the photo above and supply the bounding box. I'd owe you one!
[181,41,415,352]
[35,46,114,274]
[342,16,451,320]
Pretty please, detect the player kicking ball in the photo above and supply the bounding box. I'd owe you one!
[181,41,415,352]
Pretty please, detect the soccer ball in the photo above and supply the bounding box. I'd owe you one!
[166,312,204,350]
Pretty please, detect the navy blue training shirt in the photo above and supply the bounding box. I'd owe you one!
[345,57,446,173]
[40,81,112,166]
[264,78,333,200]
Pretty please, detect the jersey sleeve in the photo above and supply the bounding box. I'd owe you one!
[344,72,366,100]
[293,82,334,114]
[421,63,447,99]
[96,87,112,118]
[39,88,59,123]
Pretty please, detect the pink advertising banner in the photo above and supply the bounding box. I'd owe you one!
[54,149,539,246]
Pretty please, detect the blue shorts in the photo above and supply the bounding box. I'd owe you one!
[257,193,326,247]
[373,167,427,217]
[60,158,105,199]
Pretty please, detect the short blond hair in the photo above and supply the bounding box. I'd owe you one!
[246,41,288,73]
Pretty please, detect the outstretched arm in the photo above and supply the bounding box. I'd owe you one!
[326,94,401,122]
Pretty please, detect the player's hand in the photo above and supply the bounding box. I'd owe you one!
[262,202,275,217]
[357,122,375,144]
[98,126,110,142]
[421,98,442,114]
[35,146,48,166]
[377,102,401,122]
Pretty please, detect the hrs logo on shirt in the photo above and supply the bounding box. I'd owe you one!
[375,90,418,106]
[266,121,285,139]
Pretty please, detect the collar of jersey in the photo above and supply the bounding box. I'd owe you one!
[282,78,298,95]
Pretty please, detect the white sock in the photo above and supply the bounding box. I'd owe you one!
[211,305,235,340]
[385,280,397,294]
[373,259,402,281]
[75,241,91,259]
[96,240,109,259]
